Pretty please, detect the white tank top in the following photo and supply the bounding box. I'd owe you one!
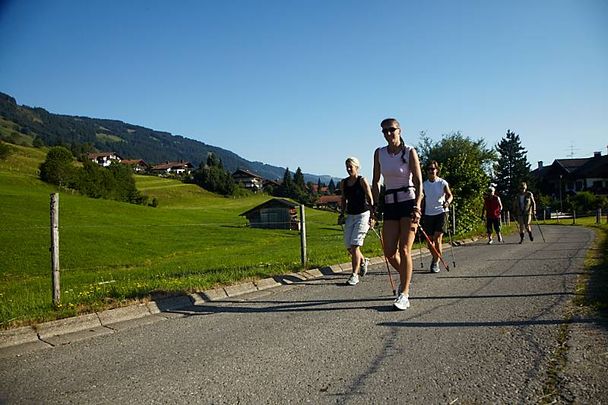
[378,145,415,203]
[423,177,449,215]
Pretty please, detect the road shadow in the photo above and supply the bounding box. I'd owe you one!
[378,317,598,328]
[162,289,576,317]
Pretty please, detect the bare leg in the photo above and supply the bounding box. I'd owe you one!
[433,232,444,259]
[382,220,401,286]
[397,217,417,295]
[349,246,363,274]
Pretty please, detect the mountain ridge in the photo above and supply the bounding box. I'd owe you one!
[0,91,338,184]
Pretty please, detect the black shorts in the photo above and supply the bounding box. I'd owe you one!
[423,213,447,235]
[383,199,416,221]
[486,217,501,233]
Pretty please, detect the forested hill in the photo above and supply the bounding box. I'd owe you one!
[0,91,334,183]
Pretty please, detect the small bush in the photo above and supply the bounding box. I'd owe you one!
[0,141,11,160]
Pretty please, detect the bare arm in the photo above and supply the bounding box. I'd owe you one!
[410,148,423,208]
[371,148,381,207]
[530,192,537,214]
[409,148,423,222]
[443,182,453,208]
[360,176,374,208]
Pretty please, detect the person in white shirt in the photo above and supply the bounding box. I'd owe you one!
[372,118,423,311]
[422,160,453,273]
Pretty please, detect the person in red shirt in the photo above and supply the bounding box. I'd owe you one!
[481,186,503,244]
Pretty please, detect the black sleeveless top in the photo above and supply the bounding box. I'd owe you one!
[343,176,369,215]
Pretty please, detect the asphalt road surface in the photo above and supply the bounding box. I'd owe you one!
[1,225,607,404]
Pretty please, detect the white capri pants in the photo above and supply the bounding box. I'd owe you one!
[343,211,370,248]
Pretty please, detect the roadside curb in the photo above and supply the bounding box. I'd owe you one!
[1,236,473,352]
[0,265,348,351]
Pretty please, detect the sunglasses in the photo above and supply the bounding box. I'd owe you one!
[427,167,436,171]
[381,127,399,135]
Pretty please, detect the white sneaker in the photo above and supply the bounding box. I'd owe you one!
[430,262,440,273]
[393,293,410,310]
[347,273,359,286]
[360,258,370,276]
[487,239,493,245]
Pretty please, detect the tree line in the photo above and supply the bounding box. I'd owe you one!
[190,152,334,204]
[22,130,608,233]
[39,146,152,206]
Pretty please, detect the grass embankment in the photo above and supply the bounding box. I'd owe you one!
[9,144,603,329]
[1,145,387,328]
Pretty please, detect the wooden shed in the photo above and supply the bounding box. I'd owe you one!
[239,198,300,230]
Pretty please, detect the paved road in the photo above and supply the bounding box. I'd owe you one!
[1,225,606,404]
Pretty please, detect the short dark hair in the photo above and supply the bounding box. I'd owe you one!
[380,118,400,128]
[426,160,440,174]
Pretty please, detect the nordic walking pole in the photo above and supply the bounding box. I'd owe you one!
[418,230,424,269]
[448,211,456,268]
[534,215,546,242]
[370,227,398,297]
[418,227,450,272]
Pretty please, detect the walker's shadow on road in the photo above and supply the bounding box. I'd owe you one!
[162,290,576,317]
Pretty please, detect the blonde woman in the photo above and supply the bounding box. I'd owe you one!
[340,157,374,286]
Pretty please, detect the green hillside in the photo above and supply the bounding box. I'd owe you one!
[0,144,375,328]
[0,91,338,184]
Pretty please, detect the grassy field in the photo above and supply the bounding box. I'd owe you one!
[3,144,605,329]
[0,144,386,327]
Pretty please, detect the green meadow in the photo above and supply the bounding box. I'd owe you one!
[0,145,382,327]
[4,144,603,329]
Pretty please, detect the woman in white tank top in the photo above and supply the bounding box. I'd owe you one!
[371,118,423,310]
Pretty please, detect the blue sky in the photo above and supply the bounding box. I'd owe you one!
[1,0,606,181]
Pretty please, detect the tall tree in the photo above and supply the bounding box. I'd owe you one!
[418,131,496,234]
[328,178,336,194]
[192,152,236,195]
[277,167,295,198]
[39,146,76,187]
[293,167,307,197]
[494,130,531,203]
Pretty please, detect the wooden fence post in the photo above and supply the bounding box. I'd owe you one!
[596,208,601,224]
[50,193,60,306]
[299,205,307,267]
[572,210,576,225]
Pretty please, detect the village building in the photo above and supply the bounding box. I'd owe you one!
[239,198,300,230]
[150,160,193,176]
[86,152,122,167]
[314,194,342,211]
[532,150,608,197]
[121,159,150,173]
[232,168,263,192]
